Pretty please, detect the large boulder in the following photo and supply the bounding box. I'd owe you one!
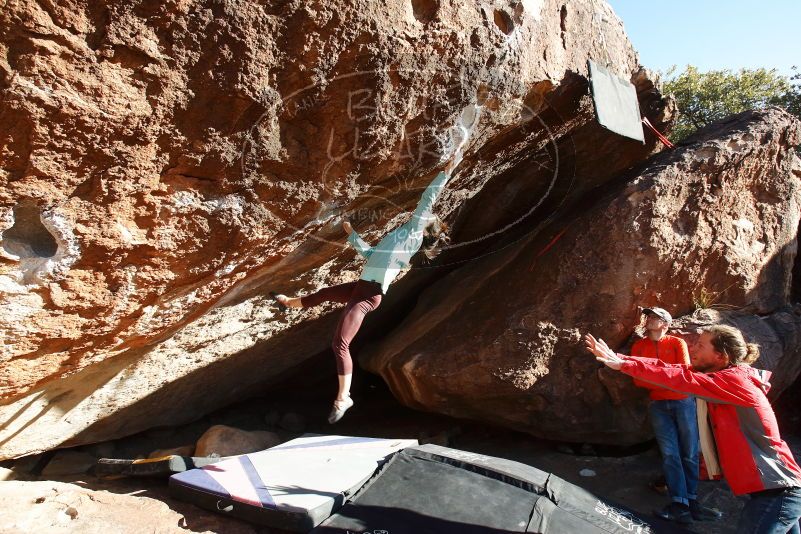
[360,107,801,445]
[0,0,672,458]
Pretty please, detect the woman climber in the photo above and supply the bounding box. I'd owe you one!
[271,158,458,423]
[272,105,480,424]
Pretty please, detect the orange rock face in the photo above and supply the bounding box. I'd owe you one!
[361,108,801,445]
[1,0,674,458]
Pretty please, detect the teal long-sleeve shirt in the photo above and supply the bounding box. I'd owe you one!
[346,170,450,294]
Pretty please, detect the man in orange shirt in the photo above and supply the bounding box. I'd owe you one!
[631,307,699,524]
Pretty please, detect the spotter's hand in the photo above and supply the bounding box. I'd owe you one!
[583,333,625,371]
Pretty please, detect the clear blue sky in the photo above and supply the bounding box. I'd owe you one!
[608,1,800,77]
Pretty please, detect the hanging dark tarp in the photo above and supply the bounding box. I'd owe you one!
[588,59,645,143]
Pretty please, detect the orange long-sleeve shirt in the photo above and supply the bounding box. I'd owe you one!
[630,335,690,400]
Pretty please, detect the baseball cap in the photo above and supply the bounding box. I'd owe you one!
[642,307,672,323]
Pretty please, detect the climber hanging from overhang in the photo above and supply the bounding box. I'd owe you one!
[270,103,482,424]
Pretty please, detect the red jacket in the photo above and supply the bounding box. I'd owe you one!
[630,336,690,400]
[619,355,801,495]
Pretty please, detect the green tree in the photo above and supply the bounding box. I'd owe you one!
[661,65,800,142]
[772,67,801,119]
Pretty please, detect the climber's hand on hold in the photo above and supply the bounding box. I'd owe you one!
[343,220,353,235]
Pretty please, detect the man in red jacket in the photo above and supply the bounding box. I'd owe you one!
[630,307,699,524]
[585,326,801,533]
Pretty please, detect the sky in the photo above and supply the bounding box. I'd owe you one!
[607,1,800,77]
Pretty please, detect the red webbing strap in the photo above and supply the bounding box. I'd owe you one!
[642,116,675,149]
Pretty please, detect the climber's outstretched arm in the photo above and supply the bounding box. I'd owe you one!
[409,170,451,233]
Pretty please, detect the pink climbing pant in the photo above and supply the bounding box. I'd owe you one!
[300,280,383,375]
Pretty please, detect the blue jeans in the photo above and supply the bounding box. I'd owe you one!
[649,397,699,506]
[737,487,801,534]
